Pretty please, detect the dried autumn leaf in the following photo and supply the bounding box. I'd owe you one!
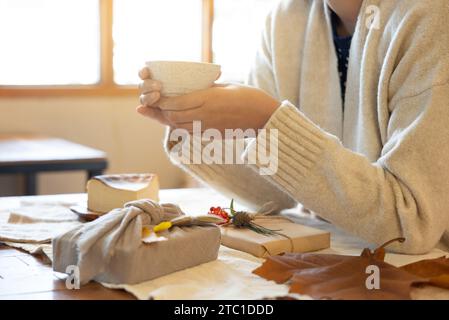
[253,253,354,284]
[253,238,426,300]
[289,255,421,300]
[401,256,449,289]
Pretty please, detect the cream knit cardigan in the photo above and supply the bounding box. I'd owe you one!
[165,0,449,254]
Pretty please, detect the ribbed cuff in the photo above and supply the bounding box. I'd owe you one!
[163,126,297,210]
[164,126,255,197]
[243,100,340,194]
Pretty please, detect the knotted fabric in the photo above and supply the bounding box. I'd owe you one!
[52,200,184,285]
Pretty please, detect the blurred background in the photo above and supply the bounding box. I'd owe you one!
[0,0,278,196]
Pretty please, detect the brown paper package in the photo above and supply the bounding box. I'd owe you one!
[220,217,330,258]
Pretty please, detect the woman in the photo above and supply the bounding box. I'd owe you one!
[137,0,449,254]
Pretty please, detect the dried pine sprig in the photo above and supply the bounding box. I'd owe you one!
[209,199,288,237]
[232,211,284,237]
[229,200,285,237]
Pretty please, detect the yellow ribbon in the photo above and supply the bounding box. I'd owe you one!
[153,221,172,233]
[142,221,173,238]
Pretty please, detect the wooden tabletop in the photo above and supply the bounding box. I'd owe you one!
[1,189,448,300]
[0,244,135,300]
[0,133,106,167]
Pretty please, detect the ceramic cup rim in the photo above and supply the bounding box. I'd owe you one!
[145,60,221,69]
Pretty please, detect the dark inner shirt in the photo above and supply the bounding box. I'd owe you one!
[331,11,353,104]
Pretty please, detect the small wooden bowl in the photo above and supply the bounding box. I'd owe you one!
[70,206,104,222]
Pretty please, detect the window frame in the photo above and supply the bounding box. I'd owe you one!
[0,0,214,97]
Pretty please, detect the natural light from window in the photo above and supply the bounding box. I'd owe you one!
[113,0,202,85]
[0,0,279,88]
[213,0,278,82]
[0,0,100,86]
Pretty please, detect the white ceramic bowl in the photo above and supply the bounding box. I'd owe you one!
[145,61,221,97]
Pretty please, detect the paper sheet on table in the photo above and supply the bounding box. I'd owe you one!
[0,202,81,243]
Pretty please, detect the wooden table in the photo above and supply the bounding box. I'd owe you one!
[0,245,135,300]
[0,134,108,195]
[1,189,448,300]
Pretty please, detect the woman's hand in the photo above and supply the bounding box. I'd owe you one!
[137,67,280,133]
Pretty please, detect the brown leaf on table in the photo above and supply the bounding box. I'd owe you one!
[400,256,449,289]
[252,253,353,284]
[253,238,426,300]
[289,255,422,300]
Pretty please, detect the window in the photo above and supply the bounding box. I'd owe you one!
[0,0,277,95]
[213,0,277,82]
[0,0,100,86]
[113,0,203,85]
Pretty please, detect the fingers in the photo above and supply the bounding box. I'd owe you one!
[161,107,202,124]
[139,91,161,107]
[136,105,171,126]
[138,67,151,80]
[138,77,162,107]
[138,66,162,107]
[156,91,205,111]
[136,105,196,133]
[139,79,162,94]
[152,89,212,132]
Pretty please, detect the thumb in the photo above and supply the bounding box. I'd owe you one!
[136,105,171,125]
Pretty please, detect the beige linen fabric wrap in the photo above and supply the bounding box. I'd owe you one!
[52,200,221,285]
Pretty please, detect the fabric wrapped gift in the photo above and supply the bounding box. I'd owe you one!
[52,200,221,285]
[220,216,330,258]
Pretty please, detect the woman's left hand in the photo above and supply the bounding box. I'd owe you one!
[137,84,280,133]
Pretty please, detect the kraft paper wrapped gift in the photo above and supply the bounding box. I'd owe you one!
[220,217,330,258]
[53,200,221,285]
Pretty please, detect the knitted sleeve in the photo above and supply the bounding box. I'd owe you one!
[243,89,449,254]
[164,128,297,212]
